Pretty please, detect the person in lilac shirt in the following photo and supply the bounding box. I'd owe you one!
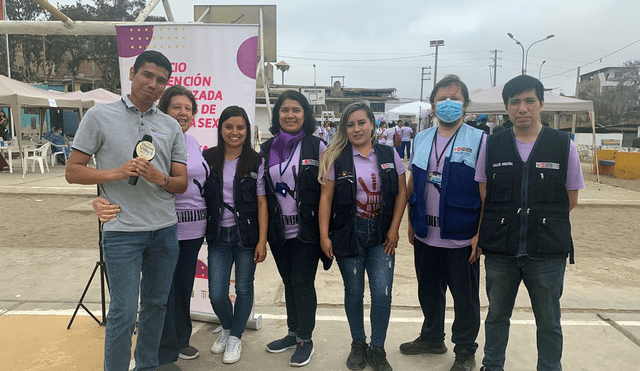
[401,75,485,371]
[260,90,327,367]
[92,85,207,370]
[395,120,413,159]
[202,106,267,365]
[318,102,407,371]
[475,75,585,371]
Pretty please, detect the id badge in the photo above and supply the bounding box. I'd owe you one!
[427,171,442,185]
[275,182,290,197]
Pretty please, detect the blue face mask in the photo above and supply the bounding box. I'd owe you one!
[435,99,464,123]
[57,130,62,134]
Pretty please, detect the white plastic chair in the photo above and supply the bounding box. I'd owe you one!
[25,141,51,173]
[50,142,68,166]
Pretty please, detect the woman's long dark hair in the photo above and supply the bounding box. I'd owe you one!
[269,90,317,136]
[207,105,262,179]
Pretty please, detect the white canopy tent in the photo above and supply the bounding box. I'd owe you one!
[467,83,594,115]
[0,75,99,176]
[468,83,601,187]
[386,101,432,131]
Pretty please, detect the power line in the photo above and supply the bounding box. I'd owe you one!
[544,38,640,79]
[278,53,434,62]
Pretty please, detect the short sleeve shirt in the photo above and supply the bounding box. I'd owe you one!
[220,157,266,227]
[268,140,326,239]
[328,146,406,218]
[474,136,585,191]
[409,133,486,248]
[71,95,187,232]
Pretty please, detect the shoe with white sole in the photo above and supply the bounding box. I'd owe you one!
[223,335,242,364]
[210,329,230,354]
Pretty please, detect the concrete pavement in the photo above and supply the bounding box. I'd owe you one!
[1,162,640,370]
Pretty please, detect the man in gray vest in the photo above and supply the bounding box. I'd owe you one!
[66,50,187,371]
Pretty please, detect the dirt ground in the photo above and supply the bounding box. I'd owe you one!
[1,174,639,291]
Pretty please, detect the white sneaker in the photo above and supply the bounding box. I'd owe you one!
[223,335,242,364]
[210,329,230,354]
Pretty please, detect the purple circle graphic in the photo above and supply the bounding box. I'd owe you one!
[237,36,258,79]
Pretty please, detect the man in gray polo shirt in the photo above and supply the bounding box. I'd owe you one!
[66,50,187,371]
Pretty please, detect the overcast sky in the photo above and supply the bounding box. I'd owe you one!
[56,0,640,100]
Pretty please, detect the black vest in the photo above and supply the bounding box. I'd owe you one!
[479,127,574,259]
[260,134,322,246]
[330,143,398,258]
[202,151,262,248]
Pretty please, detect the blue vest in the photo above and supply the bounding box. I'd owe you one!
[409,123,484,240]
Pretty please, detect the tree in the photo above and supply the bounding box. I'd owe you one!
[578,60,640,126]
[0,0,165,90]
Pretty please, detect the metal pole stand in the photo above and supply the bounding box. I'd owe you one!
[68,190,110,329]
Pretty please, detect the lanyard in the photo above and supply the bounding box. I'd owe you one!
[279,141,299,178]
[432,127,460,168]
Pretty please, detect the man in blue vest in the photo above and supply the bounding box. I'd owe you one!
[475,75,584,371]
[401,75,485,371]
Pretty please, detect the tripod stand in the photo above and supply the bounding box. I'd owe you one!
[68,192,110,329]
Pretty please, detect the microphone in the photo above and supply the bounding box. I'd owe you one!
[129,134,156,185]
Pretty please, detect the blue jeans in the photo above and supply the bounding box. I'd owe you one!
[158,236,203,365]
[336,216,394,348]
[397,140,411,159]
[102,225,179,371]
[208,227,256,339]
[483,254,566,371]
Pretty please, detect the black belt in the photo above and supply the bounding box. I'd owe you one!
[176,209,207,223]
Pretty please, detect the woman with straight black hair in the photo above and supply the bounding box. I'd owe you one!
[260,90,328,367]
[203,105,267,365]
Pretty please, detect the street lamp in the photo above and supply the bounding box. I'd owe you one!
[275,60,290,85]
[430,39,444,88]
[313,64,316,86]
[507,33,554,75]
[525,35,554,75]
[538,60,546,80]
[507,33,525,75]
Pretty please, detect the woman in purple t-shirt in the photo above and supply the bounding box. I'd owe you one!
[92,86,207,367]
[318,102,407,370]
[202,106,267,365]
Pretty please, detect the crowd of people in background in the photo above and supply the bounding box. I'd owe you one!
[60,49,583,371]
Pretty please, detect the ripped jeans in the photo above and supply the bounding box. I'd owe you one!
[336,216,395,348]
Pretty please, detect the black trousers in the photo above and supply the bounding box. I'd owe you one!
[158,237,204,364]
[414,239,480,354]
[270,238,320,341]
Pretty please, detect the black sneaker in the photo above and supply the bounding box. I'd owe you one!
[365,347,392,371]
[399,335,447,355]
[450,352,476,371]
[266,335,297,353]
[156,363,181,371]
[346,339,369,370]
[289,340,314,367]
[178,345,199,360]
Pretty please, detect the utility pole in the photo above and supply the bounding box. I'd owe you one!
[420,67,431,101]
[575,66,581,98]
[430,40,444,88]
[490,49,501,87]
